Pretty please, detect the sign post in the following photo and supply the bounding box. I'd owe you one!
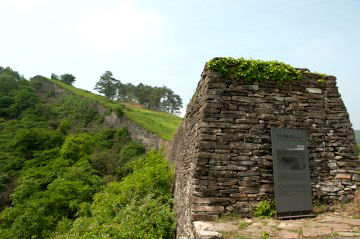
[271,128,313,219]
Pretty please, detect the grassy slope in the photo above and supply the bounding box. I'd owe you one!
[355,130,360,144]
[49,79,182,141]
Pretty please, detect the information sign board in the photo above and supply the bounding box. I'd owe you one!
[271,128,313,218]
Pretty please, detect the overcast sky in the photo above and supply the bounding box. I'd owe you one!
[0,0,359,129]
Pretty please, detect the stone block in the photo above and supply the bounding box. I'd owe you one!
[192,205,225,213]
[335,174,352,180]
[306,87,323,94]
[226,165,247,171]
[353,174,360,181]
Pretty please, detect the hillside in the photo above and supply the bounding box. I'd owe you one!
[48,79,182,141]
[355,130,360,144]
[0,67,176,239]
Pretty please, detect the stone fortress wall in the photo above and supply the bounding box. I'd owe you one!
[170,62,359,238]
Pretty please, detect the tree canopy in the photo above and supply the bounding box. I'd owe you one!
[51,73,76,85]
[94,71,120,100]
[94,71,183,114]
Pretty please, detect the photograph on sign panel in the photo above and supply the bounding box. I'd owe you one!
[277,150,305,170]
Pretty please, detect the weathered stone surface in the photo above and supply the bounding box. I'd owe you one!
[353,174,360,181]
[276,230,299,239]
[306,87,323,94]
[199,211,360,239]
[335,173,352,179]
[302,226,332,237]
[170,65,358,238]
[192,205,225,213]
[193,221,232,239]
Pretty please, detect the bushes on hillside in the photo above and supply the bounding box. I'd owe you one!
[0,133,103,239]
[12,128,64,159]
[0,67,176,239]
[0,128,176,239]
[52,95,99,132]
[0,68,38,119]
[53,150,175,239]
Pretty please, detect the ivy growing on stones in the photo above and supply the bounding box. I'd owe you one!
[208,57,327,85]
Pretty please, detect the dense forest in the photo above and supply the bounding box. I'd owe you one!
[0,67,175,239]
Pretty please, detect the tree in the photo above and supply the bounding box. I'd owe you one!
[94,71,120,100]
[8,88,39,118]
[116,83,136,101]
[60,74,76,85]
[51,73,60,81]
[160,87,182,114]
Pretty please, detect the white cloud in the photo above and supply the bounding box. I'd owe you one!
[77,1,166,54]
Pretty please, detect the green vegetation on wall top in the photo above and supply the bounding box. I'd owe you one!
[208,57,326,84]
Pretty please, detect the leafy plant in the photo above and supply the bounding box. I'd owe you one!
[208,57,302,84]
[317,79,326,84]
[253,200,275,218]
[261,231,271,239]
[114,105,124,118]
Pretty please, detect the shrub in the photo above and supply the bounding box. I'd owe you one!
[58,120,71,134]
[93,129,116,149]
[52,95,98,130]
[262,231,271,239]
[90,150,119,176]
[208,57,302,84]
[119,141,145,162]
[114,105,124,118]
[60,134,95,161]
[115,141,146,178]
[12,128,64,159]
[53,150,176,239]
[8,88,39,118]
[113,127,131,146]
[1,134,103,239]
[253,200,275,218]
[0,153,23,191]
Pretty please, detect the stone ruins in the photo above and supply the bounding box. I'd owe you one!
[170,61,358,238]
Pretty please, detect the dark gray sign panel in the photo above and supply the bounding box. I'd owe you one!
[271,128,313,218]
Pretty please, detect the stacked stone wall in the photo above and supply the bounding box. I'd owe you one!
[170,75,211,238]
[171,65,359,238]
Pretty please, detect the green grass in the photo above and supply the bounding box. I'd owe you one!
[355,130,360,144]
[238,221,251,230]
[49,79,182,141]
